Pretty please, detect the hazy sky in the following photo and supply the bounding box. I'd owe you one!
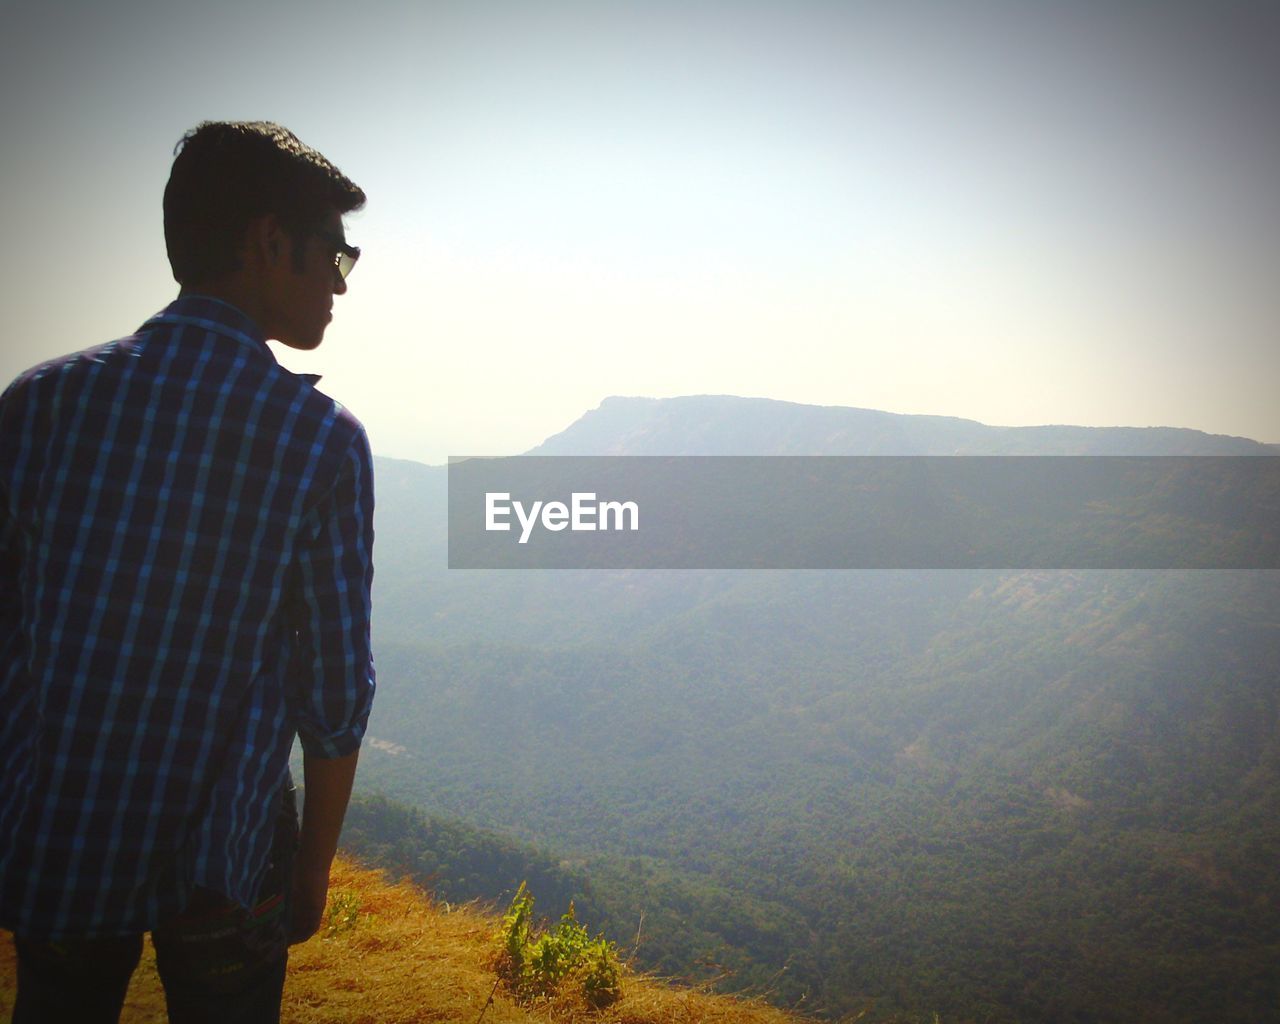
[3,0,1278,461]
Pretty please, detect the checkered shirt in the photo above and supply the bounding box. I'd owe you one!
[0,296,375,938]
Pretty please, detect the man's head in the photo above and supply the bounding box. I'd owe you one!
[164,121,366,349]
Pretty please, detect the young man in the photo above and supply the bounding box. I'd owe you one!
[0,121,376,1022]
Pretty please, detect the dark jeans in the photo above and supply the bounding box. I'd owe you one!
[11,787,298,1024]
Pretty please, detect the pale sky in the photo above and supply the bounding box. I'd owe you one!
[3,0,1278,462]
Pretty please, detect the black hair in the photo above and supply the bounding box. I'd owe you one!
[163,121,366,286]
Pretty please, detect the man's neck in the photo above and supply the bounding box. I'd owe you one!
[177,280,267,330]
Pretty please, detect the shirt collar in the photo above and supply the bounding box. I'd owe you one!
[140,295,322,385]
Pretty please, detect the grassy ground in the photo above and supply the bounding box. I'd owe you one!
[1,855,802,1024]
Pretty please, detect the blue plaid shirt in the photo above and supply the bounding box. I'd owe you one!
[0,296,375,939]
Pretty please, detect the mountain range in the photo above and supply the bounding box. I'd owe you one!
[344,396,1279,1023]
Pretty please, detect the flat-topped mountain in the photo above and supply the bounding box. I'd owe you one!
[527,395,1273,455]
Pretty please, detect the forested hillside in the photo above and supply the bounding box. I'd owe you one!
[346,398,1279,1023]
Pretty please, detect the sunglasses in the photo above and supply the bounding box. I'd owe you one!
[314,229,361,280]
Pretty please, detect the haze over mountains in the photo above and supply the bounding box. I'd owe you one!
[350,397,1279,1023]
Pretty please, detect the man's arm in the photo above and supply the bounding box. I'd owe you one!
[289,749,359,944]
[286,424,376,942]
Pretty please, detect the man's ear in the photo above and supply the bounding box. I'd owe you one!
[243,214,287,271]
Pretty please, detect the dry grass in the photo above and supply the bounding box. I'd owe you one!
[1,855,803,1024]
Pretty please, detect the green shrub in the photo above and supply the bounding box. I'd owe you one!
[324,889,360,937]
[495,881,621,1008]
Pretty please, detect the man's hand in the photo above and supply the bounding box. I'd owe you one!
[287,748,359,944]
[288,864,332,944]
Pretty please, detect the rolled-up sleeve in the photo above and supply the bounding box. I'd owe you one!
[289,426,375,759]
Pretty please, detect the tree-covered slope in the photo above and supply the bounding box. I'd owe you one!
[355,570,1279,1021]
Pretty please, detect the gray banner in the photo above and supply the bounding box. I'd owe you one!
[447,456,1280,569]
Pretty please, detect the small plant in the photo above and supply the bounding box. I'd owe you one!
[494,882,621,1009]
[579,936,622,1009]
[497,882,534,985]
[324,889,360,937]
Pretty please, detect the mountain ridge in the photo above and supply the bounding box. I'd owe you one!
[525,394,1274,456]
